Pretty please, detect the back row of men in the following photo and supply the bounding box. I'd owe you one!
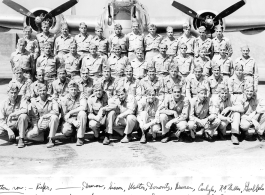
[1,20,263,148]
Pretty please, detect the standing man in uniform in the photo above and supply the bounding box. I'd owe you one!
[130,48,148,80]
[96,66,116,98]
[91,26,109,59]
[177,23,196,57]
[234,45,258,92]
[36,21,56,56]
[51,67,70,101]
[212,25,233,61]
[108,23,128,57]
[74,22,93,57]
[144,24,163,62]
[54,23,76,60]
[193,46,212,77]
[29,68,49,98]
[23,26,39,60]
[0,83,29,148]
[77,67,94,99]
[126,21,144,61]
[161,26,178,56]
[60,80,87,146]
[194,26,212,58]
[27,83,59,148]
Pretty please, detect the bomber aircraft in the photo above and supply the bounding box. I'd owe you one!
[0,0,264,78]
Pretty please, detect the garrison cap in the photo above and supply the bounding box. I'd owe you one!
[36,68,45,74]
[215,25,223,31]
[182,22,190,28]
[95,25,103,31]
[241,45,250,50]
[98,43,107,52]
[113,44,122,49]
[93,82,103,91]
[218,84,229,93]
[198,26,206,32]
[57,66,67,73]
[197,84,208,93]
[194,64,203,71]
[13,66,23,73]
[146,87,156,96]
[68,80,78,88]
[7,82,19,92]
[80,67,89,73]
[212,63,220,70]
[114,23,122,29]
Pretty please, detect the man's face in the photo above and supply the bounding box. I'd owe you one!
[167,29,174,38]
[117,91,126,102]
[36,72,44,82]
[95,29,103,37]
[58,71,66,81]
[70,45,77,55]
[194,69,202,79]
[173,88,181,99]
[199,49,207,58]
[132,24,139,33]
[103,69,111,79]
[95,89,103,98]
[199,30,206,38]
[17,42,26,52]
[135,51,143,59]
[8,90,18,101]
[148,70,155,80]
[198,90,207,101]
[169,69,178,78]
[216,29,223,37]
[241,48,250,57]
[219,90,228,101]
[159,45,167,55]
[79,25,87,34]
[23,70,31,80]
[148,27,156,35]
[183,26,191,36]
[44,46,52,55]
[147,92,155,103]
[179,45,187,54]
[15,71,23,80]
[113,47,121,56]
[24,29,32,37]
[245,87,254,99]
[219,48,226,56]
[81,71,89,81]
[42,24,50,33]
[61,26,69,35]
[69,87,78,97]
[212,68,220,77]
[125,68,133,79]
[114,27,122,35]
[235,67,243,77]
[38,87,47,98]
[89,47,97,55]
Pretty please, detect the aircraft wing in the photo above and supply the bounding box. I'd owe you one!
[150,16,187,33]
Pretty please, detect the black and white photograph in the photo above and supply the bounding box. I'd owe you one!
[0,0,265,194]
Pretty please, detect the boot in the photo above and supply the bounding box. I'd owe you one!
[231,134,239,145]
[17,138,25,148]
[46,138,55,148]
[161,132,170,143]
[76,138,84,146]
[103,133,110,145]
[257,134,265,142]
[140,130,147,144]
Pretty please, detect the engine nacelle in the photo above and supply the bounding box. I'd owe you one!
[24,7,66,34]
[240,28,265,35]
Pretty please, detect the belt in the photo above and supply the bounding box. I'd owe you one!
[244,73,253,76]
[233,92,242,94]
[222,73,230,76]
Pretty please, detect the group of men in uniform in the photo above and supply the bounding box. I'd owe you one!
[0,19,264,148]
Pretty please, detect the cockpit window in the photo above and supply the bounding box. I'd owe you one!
[113,5,131,20]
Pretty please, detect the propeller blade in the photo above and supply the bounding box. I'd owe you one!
[46,0,78,18]
[171,1,203,20]
[132,5,136,18]
[3,0,35,18]
[108,4,112,18]
[214,0,246,21]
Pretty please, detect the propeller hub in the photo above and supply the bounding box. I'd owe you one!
[35,16,43,24]
[205,18,214,26]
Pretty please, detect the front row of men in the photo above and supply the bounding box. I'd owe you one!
[1,65,265,148]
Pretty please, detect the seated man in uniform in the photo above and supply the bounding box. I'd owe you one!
[188,85,221,141]
[87,83,109,143]
[0,83,29,148]
[51,67,70,101]
[105,87,139,143]
[159,85,189,143]
[27,83,59,148]
[60,80,87,146]
[137,88,161,143]
[74,22,92,57]
[29,68,50,98]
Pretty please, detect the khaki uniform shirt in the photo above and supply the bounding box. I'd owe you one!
[109,33,128,53]
[126,32,144,52]
[212,36,233,56]
[74,33,93,53]
[162,75,186,95]
[107,55,129,76]
[173,55,193,75]
[151,54,172,77]
[108,95,137,115]
[97,76,116,98]
[228,74,245,94]
[235,94,259,116]
[130,58,147,80]
[36,54,60,75]
[51,78,70,99]
[113,77,141,98]
[234,56,258,82]
[137,97,160,118]
[189,97,210,120]
[186,74,209,98]
[177,35,196,55]
[54,34,76,54]
[139,76,164,98]
[194,37,212,57]
[212,55,233,76]
[10,50,34,71]
[208,75,227,94]
[144,33,163,51]
[87,93,108,115]
[193,56,211,77]
[77,77,94,99]
[30,96,59,125]
[24,36,39,59]
[90,36,108,54]
[209,95,233,117]
[36,32,56,54]
[161,37,179,55]
[82,54,105,77]
[0,95,27,130]
[62,53,82,75]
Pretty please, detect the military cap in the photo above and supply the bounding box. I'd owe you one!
[114,23,122,29]
[41,20,50,27]
[103,65,111,71]
[135,47,144,53]
[159,43,168,49]
[7,82,19,92]
[125,65,133,71]
[146,63,156,72]
[36,68,45,74]
[95,25,103,31]
[68,80,78,88]
[198,26,206,32]
[182,22,190,28]
[13,66,23,73]
[172,84,182,92]
[199,46,208,52]
[93,82,103,91]
[194,64,203,71]
[219,44,227,50]
[132,21,139,26]
[146,87,156,96]
[37,83,47,91]
[70,42,77,48]
[79,22,87,28]
[98,43,107,52]
[17,38,27,46]
[241,45,250,50]
[212,63,220,70]
[69,66,80,73]
[148,24,157,29]
[21,63,32,71]
[43,42,52,48]
[244,82,254,90]
[166,26,173,32]
[217,84,229,93]
[23,26,32,31]
[116,87,126,94]
[57,66,67,73]
[215,25,223,31]
[169,63,179,71]
[197,84,208,93]
[234,62,243,70]
[179,42,187,49]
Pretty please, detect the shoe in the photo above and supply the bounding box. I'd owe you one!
[161,133,170,143]
[140,133,146,144]
[46,138,55,148]
[218,132,226,140]
[103,136,110,145]
[190,130,196,139]
[76,138,84,146]
[257,134,265,142]
[204,132,213,142]
[17,138,25,148]
[231,134,239,145]
[121,134,131,143]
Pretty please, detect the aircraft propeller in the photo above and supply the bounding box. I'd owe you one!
[171,0,246,32]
